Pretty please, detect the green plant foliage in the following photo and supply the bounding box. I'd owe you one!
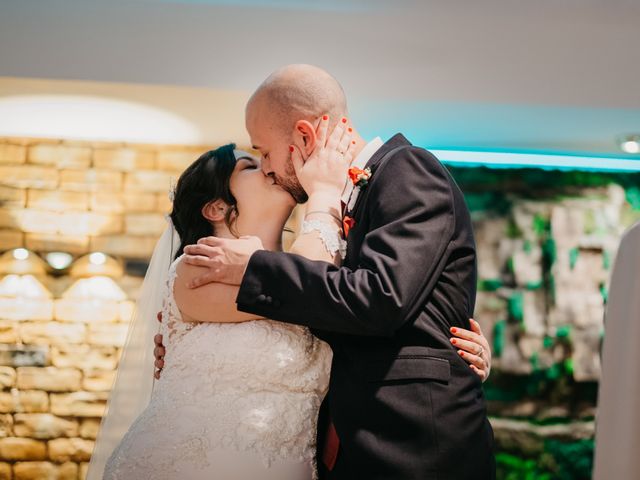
[508,292,524,323]
[625,186,640,211]
[569,248,580,270]
[494,320,507,358]
[479,278,503,291]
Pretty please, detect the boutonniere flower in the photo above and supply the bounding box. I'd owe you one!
[348,167,372,188]
[346,166,373,212]
[342,215,356,238]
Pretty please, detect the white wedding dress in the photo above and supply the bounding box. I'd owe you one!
[103,256,332,480]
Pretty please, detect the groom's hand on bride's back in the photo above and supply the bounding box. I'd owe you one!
[183,236,264,288]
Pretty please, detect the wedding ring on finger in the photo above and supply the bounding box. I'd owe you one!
[477,346,484,357]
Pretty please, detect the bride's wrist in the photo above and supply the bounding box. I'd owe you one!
[305,192,342,220]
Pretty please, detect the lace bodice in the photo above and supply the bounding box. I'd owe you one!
[104,256,332,479]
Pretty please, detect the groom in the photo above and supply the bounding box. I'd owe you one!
[180,65,495,479]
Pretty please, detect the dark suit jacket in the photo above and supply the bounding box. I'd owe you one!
[237,134,495,479]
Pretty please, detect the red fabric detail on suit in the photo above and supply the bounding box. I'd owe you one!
[322,420,340,471]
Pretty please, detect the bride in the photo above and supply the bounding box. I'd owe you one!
[88,126,491,479]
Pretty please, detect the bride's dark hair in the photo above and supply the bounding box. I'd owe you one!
[169,143,238,260]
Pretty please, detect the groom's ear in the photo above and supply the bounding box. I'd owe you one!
[201,199,228,223]
[293,120,317,157]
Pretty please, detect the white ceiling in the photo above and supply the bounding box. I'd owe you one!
[1,0,639,156]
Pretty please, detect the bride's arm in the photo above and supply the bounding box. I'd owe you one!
[173,260,265,323]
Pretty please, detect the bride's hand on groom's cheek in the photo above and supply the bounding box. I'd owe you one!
[450,319,492,382]
[183,236,264,288]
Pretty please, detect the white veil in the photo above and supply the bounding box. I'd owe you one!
[87,222,180,479]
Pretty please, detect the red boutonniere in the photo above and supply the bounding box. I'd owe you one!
[348,166,372,188]
[342,216,356,238]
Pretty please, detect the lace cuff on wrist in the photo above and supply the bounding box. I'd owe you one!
[301,219,347,260]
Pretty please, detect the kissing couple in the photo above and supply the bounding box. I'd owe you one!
[88,64,495,480]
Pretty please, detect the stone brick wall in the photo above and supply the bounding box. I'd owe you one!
[0,136,303,479]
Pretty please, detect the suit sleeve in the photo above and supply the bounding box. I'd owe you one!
[236,147,455,337]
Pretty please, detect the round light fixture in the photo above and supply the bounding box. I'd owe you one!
[89,252,107,266]
[46,252,74,270]
[619,135,640,154]
[12,248,29,260]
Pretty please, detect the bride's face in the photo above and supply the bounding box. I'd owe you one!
[229,150,296,219]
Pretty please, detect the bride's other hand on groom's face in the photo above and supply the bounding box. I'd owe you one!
[183,235,264,288]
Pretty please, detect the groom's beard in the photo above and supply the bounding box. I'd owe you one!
[274,158,308,204]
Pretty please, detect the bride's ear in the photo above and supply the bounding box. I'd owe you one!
[293,120,317,157]
[201,199,229,223]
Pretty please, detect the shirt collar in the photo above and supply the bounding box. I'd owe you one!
[341,137,384,204]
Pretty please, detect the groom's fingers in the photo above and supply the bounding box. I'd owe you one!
[188,272,219,289]
[197,236,224,247]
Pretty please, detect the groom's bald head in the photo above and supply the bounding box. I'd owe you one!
[247,64,348,134]
[245,64,350,204]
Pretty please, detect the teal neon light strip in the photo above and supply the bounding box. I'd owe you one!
[432,149,640,172]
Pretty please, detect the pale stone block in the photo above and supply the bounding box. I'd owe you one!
[19,321,86,346]
[124,213,166,236]
[0,166,58,189]
[25,233,89,255]
[54,299,120,323]
[0,143,26,164]
[82,370,115,392]
[59,169,122,193]
[0,438,46,461]
[0,345,48,368]
[87,323,129,347]
[0,186,26,207]
[0,462,9,480]
[0,368,16,389]
[157,148,200,171]
[56,212,122,237]
[0,297,54,322]
[0,414,12,438]
[0,321,18,344]
[0,208,57,234]
[48,437,94,462]
[156,192,173,213]
[90,234,157,259]
[93,148,155,171]
[50,392,107,417]
[28,144,91,169]
[0,390,49,414]
[124,170,175,193]
[50,345,118,371]
[79,418,100,440]
[0,230,23,251]
[16,367,81,392]
[27,190,89,212]
[13,414,78,439]
[91,192,155,214]
[13,461,78,480]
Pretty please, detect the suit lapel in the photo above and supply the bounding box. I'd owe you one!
[344,134,411,218]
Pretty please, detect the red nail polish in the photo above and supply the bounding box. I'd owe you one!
[322,115,328,121]
[459,351,465,356]
[451,339,457,345]
[341,118,347,124]
[348,127,353,133]
[352,140,356,144]
[451,327,458,334]
[289,145,294,153]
